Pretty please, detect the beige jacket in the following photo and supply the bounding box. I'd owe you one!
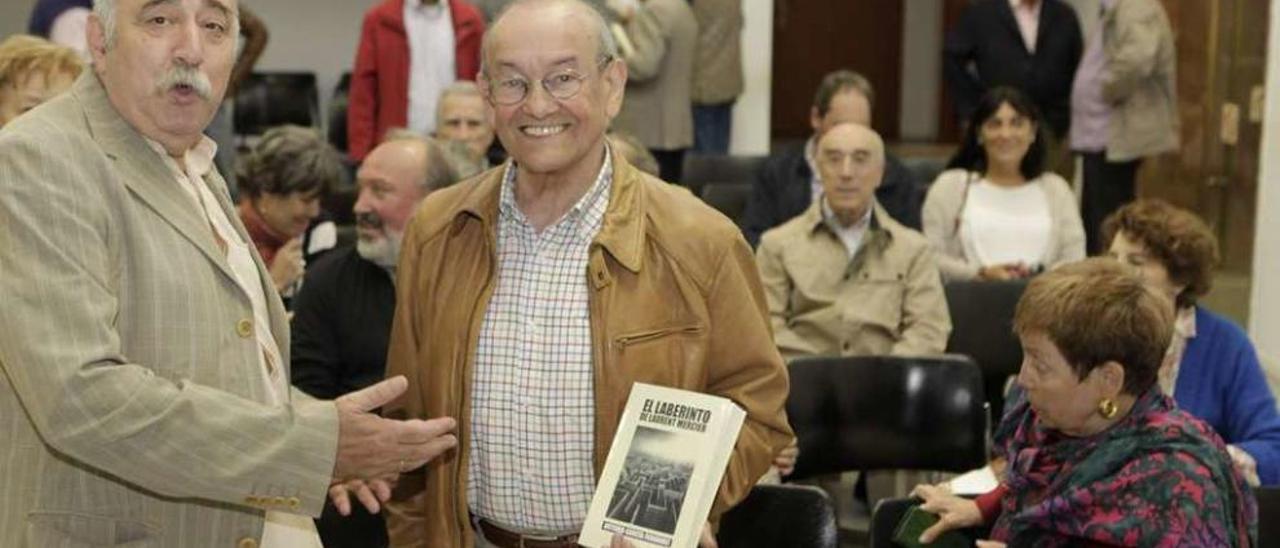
[691,0,744,105]
[382,151,794,547]
[614,0,698,150]
[756,201,951,360]
[922,169,1086,281]
[1103,0,1179,161]
[0,74,338,547]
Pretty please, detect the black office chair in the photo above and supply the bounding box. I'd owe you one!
[700,182,752,226]
[897,155,948,189]
[786,355,988,480]
[1259,487,1280,546]
[944,279,1028,425]
[233,71,321,136]
[718,484,838,548]
[681,153,767,197]
[327,72,352,155]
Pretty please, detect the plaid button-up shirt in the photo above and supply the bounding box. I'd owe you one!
[468,153,613,532]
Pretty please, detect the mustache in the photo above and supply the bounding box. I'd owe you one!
[156,64,212,100]
[356,212,384,230]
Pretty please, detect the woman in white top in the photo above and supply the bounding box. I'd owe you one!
[923,87,1085,281]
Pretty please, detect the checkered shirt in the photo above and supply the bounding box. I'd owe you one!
[467,152,613,532]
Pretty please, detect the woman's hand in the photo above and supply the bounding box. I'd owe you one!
[1226,444,1261,487]
[911,483,984,543]
[977,263,1026,281]
[269,237,305,291]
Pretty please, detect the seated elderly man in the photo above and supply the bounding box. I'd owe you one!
[0,34,81,127]
[291,130,461,548]
[757,122,951,360]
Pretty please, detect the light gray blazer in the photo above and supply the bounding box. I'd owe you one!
[0,73,339,547]
[613,0,698,151]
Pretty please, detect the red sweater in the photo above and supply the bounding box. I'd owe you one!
[347,0,484,161]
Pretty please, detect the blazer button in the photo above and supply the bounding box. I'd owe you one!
[271,496,287,507]
[237,537,258,548]
[235,319,253,338]
[243,495,258,506]
[287,496,301,509]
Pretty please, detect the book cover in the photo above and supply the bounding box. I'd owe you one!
[579,383,746,548]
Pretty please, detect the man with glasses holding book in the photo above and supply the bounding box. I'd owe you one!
[372,1,793,546]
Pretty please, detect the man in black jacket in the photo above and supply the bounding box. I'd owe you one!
[742,70,925,247]
[944,0,1083,142]
[290,131,460,548]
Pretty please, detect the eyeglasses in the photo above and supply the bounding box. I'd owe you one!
[485,56,614,106]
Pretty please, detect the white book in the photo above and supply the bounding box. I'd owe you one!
[579,383,746,548]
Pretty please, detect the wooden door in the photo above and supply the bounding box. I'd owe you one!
[1139,0,1269,275]
[770,0,905,145]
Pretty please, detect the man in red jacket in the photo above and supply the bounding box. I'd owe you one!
[348,0,485,162]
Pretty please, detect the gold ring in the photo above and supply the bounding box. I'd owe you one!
[399,459,406,473]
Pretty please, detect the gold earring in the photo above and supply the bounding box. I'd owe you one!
[1098,398,1119,419]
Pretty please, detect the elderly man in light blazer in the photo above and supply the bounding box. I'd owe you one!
[0,0,457,546]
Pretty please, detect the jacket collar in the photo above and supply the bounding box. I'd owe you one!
[75,72,239,284]
[804,199,895,247]
[453,146,646,273]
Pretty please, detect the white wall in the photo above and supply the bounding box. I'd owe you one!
[1,3,28,41]
[1249,0,1280,361]
[729,0,772,155]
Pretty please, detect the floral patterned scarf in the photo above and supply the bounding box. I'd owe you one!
[992,387,1256,546]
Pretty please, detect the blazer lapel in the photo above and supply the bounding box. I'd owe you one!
[201,169,294,379]
[995,0,1030,54]
[76,74,239,285]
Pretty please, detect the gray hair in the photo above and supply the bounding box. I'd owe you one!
[436,80,484,120]
[93,0,240,49]
[480,0,618,76]
[236,124,345,198]
[380,129,463,192]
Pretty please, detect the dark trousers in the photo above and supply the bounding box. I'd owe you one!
[1080,152,1141,254]
[692,102,734,154]
[652,148,687,184]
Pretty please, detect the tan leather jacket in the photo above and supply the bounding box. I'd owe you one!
[383,151,794,547]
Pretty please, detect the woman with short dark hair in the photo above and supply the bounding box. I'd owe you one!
[922,87,1085,281]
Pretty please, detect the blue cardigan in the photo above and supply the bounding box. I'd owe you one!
[1176,307,1280,485]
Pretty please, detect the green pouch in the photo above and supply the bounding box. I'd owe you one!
[890,505,973,548]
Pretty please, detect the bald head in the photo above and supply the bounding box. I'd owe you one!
[481,0,617,72]
[816,123,885,225]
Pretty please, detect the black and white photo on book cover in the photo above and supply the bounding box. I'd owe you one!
[605,426,695,534]
[580,383,745,548]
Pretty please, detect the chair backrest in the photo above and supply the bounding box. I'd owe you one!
[786,355,987,480]
[717,484,838,548]
[328,72,352,154]
[944,279,1028,422]
[233,71,320,136]
[681,153,767,196]
[700,182,752,225]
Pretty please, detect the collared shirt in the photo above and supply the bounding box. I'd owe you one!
[1159,306,1199,397]
[1070,0,1118,151]
[820,198,873,258]
[1009,0,1041,53]
[146,137,288,406]
[804,136,823,205]
[468,151,613,532]
[404,0,456,134]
